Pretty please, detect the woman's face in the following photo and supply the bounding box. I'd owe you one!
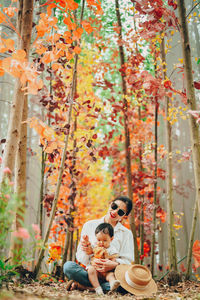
[108,200,127,222]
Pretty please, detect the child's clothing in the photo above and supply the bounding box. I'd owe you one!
[86,244,118,270]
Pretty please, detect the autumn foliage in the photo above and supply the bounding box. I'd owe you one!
[0,0,200,279]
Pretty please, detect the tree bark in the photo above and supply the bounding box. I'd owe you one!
[177,1,200,274]
[185,199,198,279]
[150,94,158,275]
[160,38,177,271]
[1,0,34,183]
[5,0,34,262]
[115,0,139,264]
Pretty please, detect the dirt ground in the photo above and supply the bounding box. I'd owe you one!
[0,280,200,300]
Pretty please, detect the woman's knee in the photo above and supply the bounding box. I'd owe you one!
[63,261,77,279]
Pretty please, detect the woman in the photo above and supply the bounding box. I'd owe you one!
[63,195,134,292]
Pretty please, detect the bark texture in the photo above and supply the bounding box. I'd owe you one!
[160,38,177,271]
[177,0,200,275]
[1,0,34,182]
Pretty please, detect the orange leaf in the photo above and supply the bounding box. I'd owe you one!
[3,7,18,18]
[193,240,200,268]
[74,46,81,54]
[45,141,58,153]
[36,45,47,55]
[5,39,15,51]
[12,49,26,61]
[47,3,56,16]
[52,63,62,70]
[66,0,78,10]
[0,11,6,23]
[72,27,83,40]
[63,31,72,44]
[0,60,4,76]
[42,52,51,64]
[66,52,73,60]
[63,17,76,30]
[2,57,21,78]
[82,21,93,34]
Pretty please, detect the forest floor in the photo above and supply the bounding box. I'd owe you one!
[0,280,200,300]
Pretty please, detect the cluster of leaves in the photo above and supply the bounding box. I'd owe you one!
[0,260,19,288]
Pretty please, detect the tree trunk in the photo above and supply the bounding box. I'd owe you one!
[192,19,200,75]
[12,96,28,262]
[34,0,86,277]
[5,0,33,261]
[39,148,45,237]
[177,0,200,273]
[115,0,139,264]
[138,107,144,264]
[185,199,198,279]
[160,38,177,271]
[1,0,34,183]
[150,94,158,275]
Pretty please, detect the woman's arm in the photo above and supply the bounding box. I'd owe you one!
[76,223,93,265]
[91,258,119,273]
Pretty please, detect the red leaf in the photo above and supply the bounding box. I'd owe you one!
[192,240,200,268]
[194,81,200,89]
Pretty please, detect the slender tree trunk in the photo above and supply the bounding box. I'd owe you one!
[177,0,200,274]
[160,38,177,271]
[185,199,198,279]
[150,95,158,275]
[138,107,144,264]
[1,0,34,183]
[39,148,45,237]
[69,230,74,261]
[12,96,28,262]
[115,0,139,263]
[192,20,200,75]
[140,198,144,263]
[6,0,33,261]
[34,0,86,277]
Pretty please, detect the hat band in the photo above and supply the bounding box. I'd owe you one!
[125,271,150,291]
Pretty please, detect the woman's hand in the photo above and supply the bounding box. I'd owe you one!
[91,258,118,273]
[81,235,93,255]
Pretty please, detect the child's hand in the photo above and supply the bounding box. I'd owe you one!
[82,235,89,244]
[81,235,93,255]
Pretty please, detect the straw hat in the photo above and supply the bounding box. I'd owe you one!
[115,264,157,296]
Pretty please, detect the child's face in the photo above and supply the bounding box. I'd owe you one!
[96,231,113,249]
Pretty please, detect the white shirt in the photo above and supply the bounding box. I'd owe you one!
[76,216,134,266]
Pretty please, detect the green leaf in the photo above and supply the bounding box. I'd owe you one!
[197,58,200,65]
[0,260,5,270]
[74,0,81,3]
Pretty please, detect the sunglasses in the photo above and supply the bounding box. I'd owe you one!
[111,202,126,217]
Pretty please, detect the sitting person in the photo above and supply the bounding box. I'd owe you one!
[63,196,134,293]
[88,223,120,295]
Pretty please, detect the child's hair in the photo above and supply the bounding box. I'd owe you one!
[95,223,114,238]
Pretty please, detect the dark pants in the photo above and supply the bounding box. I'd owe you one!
[63,261,110,292]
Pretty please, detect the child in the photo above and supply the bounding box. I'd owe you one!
[87,223,120,295]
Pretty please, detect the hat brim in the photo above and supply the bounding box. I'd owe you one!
[115,264,157,296]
